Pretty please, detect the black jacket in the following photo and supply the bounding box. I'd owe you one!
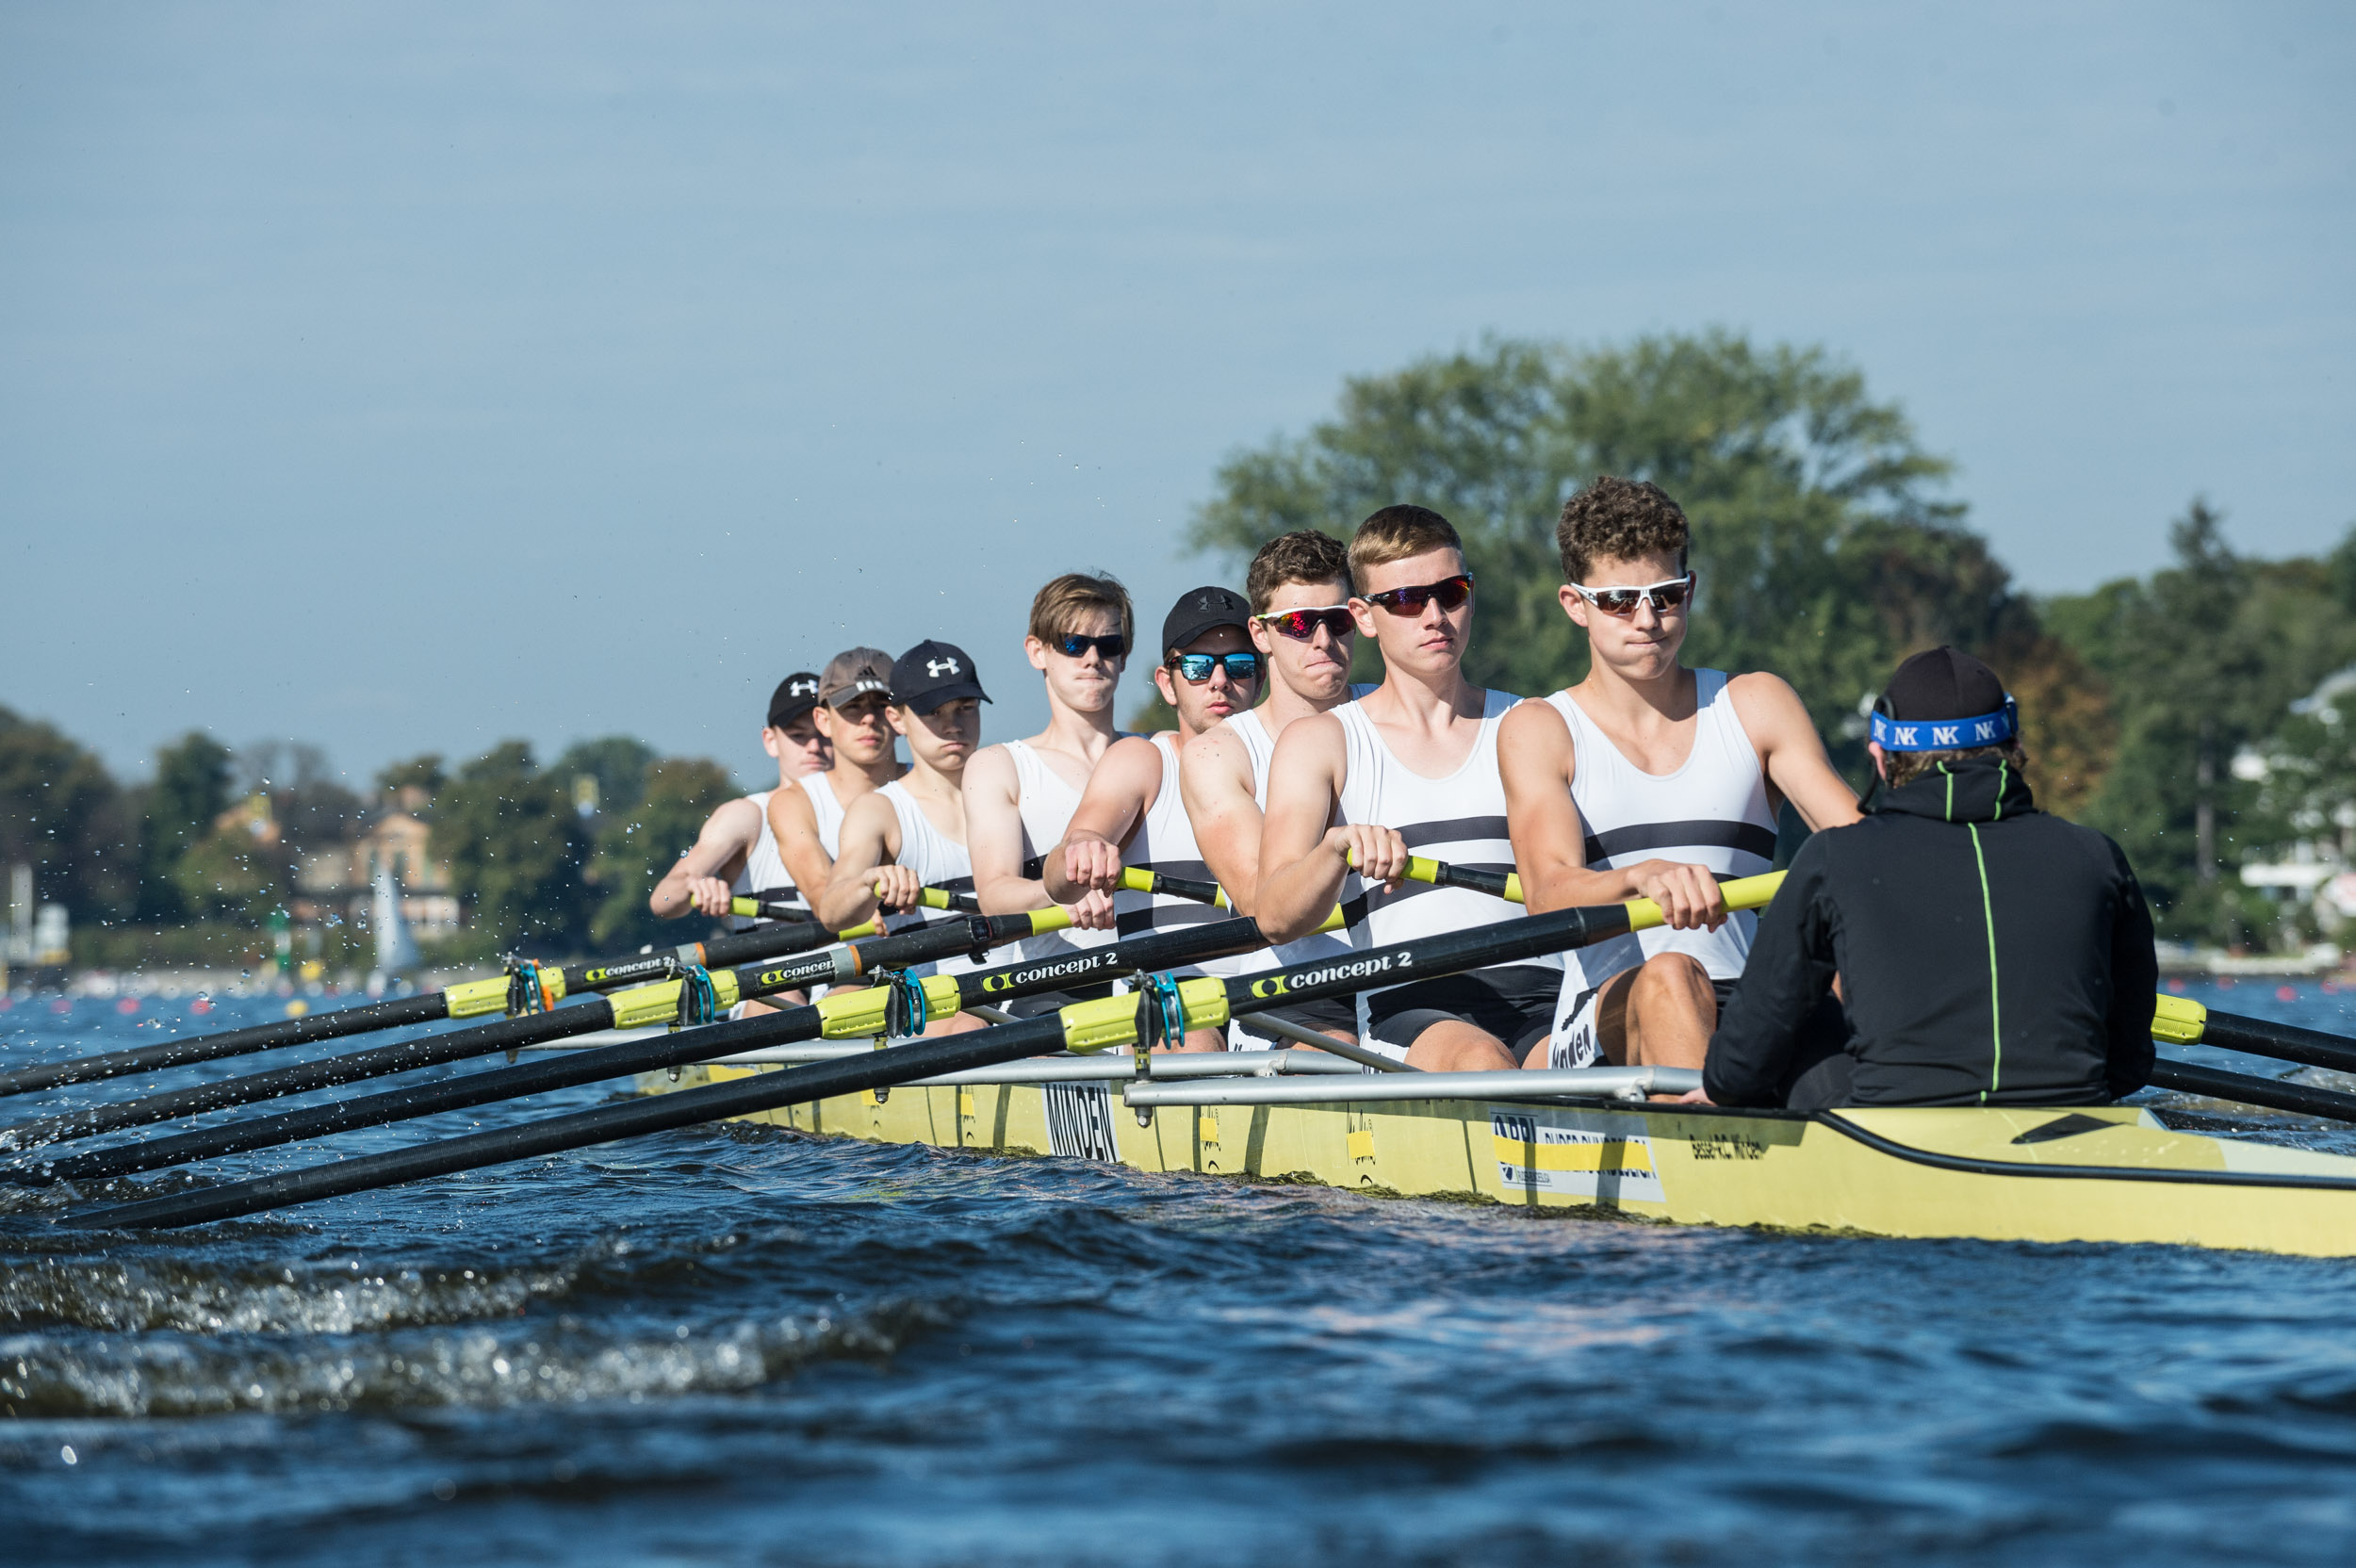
[1705,756,2157,1108]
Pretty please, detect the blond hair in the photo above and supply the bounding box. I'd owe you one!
[1027,572,1135,647]
[1347,505,1462,593]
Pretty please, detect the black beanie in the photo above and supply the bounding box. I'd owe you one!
[1880,646,2006,722]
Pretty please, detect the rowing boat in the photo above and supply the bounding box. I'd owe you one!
[635,1052,2356,1259]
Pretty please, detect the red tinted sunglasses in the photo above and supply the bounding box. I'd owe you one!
[1360,573,1474,615]
[1253,605,1355,641]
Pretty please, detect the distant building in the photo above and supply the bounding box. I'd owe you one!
[296,810,461,937]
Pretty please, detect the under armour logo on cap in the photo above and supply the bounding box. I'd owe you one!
[789,678,818,696]
[926,657,960,678]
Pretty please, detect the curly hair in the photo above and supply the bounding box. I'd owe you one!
[1555,476,1690,582]
[1882,740,2030,790]
[1244,530,1350,612]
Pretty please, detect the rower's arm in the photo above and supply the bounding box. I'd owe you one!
[764,784,835,905]
[1256,713,1403,943]
[1729,672,1861,831]
[1499,702,1726,932]
[816,794,900,929]
[965,745,1047,915]
[648,796,760,919]
[1181,727,1263,912]
[1702,841,1840,1107]
[1044,736,1160,902]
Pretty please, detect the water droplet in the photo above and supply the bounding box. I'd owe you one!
[59,1446,75,1465]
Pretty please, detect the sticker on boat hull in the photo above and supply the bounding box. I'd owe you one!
[1490,1108,1664,1204]
[1043,1082,1121,1163]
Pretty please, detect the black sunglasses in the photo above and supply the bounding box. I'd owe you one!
[1360,572,1474,615]
[1052,632,1127,660]
[1167,651,1263,684]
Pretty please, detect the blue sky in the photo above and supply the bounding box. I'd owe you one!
[3,2,2348,790]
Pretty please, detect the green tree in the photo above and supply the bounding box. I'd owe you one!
[170,825,291,925]
[2045,507,2356,940]
[0,706,135,921]
[1194,331,2106,805]
[434,741,592,951]
[134,731,234,921]
[377,754,448,796]
[553,735,659,821]
[586,757,738,948]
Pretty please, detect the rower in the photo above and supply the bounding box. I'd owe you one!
[1179,530,1370,1047]
[648,670,830,928]
[1045,585,1263,1052]
[818,642,996,1037]
[1500,477,1859,1074]
[1255,505,1543,1071]
[964,573,1130,1019]
[764,647,908,900]
[1700,646,2158,1109]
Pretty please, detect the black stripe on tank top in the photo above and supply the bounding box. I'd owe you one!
[1130,858,1214,883]
[1395,816,1511,852]
[1582,819,1778,865]
[1115,904,1231,936]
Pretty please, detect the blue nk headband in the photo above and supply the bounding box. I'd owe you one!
[1869,696,2019,753]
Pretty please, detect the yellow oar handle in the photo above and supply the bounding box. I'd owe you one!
[2151,992,2205,1044]
[1117,865,1231,906]
[1346,849,1525,905]
[1626,871,1785,933]
[1029,906,1075,936]
[868,880,958,911]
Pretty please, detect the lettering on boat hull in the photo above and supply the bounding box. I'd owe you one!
[1490,1107,1665,1204]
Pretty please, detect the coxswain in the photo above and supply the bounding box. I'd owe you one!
[1255,506,1543,1070]
[648,671,830,929]
[764,647,908,899]
[1044,585,1263,1051]
[1500,477,1859,1074]
[818,641,995,1037]
[1179,530,1370,1047]
[963,573,1130,1019]
[1700,646,2158,1108]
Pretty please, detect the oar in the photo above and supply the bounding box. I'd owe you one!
[0,916,865,1101]
[0,911,1043,1157]
[1117,865,1231,906]
[68,876,1782,1230]
[2145,1060,2356,1123]
[21,916,1273,1187]
[2150,994,2356,1075]
[731,883,983,922]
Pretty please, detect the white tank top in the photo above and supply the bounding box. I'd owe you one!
[802,771,851,858]
[1119,732,1238,977]
[879,777,990,978]
[728,790,805,931]
[1546,669,1779,991]
[1005,738,1121,961]
[1223,708,1353,971]
[1333,691,1527,954]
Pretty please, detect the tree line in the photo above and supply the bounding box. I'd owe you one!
[0,718,737,967]
[7,329,2352,960]
[1196,330,2356,946]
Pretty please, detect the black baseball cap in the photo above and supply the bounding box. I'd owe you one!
[767,672,823,729]
[1881,645,2006,722]
[1162,585,1252,657]
[891,640,990,713]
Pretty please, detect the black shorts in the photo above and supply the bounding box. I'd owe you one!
[1365,964,1561,1057]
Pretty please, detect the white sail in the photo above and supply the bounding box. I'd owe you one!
[370,864,424,978]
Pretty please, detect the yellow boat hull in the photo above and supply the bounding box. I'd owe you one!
[638,1062,2356,1258]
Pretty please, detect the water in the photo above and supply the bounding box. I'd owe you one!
[3,981,2356,1565]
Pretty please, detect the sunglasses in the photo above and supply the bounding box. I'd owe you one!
[1052,632,1127,660]
[1254,605,1355,642]
[1167,651,1263,685]
[1569,574,1694,618]
[1360,572,1475,615]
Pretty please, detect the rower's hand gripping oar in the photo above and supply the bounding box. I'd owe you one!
[0,909,1066,1159]
[0,915,876,1102]
[68,875,1783,1231]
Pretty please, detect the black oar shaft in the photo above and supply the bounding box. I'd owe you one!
[0,919,846,1102]
[2197,1009,2356,1076]
[27,917,1269,1186]
[0,992,450,1099]
[68,1016,1073,1232]
[2147,1059,2356,1122]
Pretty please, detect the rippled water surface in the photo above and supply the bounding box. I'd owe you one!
[4,982,2356,1565]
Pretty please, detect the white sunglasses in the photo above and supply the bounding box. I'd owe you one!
[1567,574,1694,617]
